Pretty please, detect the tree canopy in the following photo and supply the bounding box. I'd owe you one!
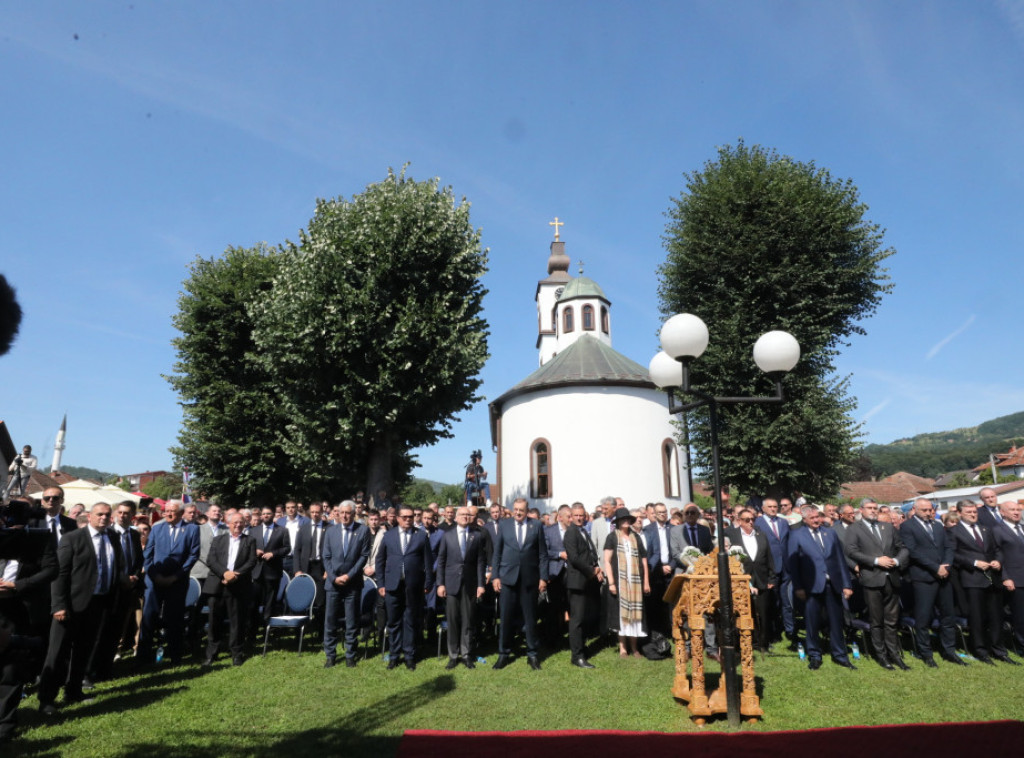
[169,168,488,505]
[658,142,894,498]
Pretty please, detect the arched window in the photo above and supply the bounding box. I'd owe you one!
[662,439,680,498]
[562,306,574,333]
[582,304,595,331]
[531,439,552,499]
[601,306,610,334]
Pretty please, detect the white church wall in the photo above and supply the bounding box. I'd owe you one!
[498,384,689,512]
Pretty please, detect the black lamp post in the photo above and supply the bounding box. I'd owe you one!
[649,313,800,727]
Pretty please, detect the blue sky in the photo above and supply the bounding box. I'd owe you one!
[3,2,1024,487]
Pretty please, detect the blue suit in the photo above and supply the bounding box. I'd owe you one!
[643,521,675,636]
[374,527,434,662]
[787,525,852,663]
[492,518,549,656]
[139,519,200,663]
[756,513,794,638]
[322,522,370,661]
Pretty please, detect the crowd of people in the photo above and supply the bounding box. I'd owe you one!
[1,483,1022,743]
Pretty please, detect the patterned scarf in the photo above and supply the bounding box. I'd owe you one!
[615,531,644,625]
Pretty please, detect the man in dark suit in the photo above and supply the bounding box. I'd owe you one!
[900,498,964,667]
[253,505,291,623]
[322,501,370,667]
[375,505,433,670]
[542,505,570,648]
[724,508,777,652]
[845,499,910,670]
[188,503,227,654]
[951,502,1016,665]
[38,502,124,714]
[203,512,257,667]
[88,500,145,684]
[977,487,1004,529]
[491,498,549,670]
[564,504,604,668]
[436,506,486,668]
[993,500,1024,653]
[275,501,309,577]
[294,502,329,624]
[755,497,795,647]
[669,504,713,571]
[643,502,675,638]
[138,500,200,665]
[787,506,854,670]
[34,486,77,544]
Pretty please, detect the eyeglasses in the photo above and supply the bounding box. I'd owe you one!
[398,514,414,519]
[738,517,754,522]
[42,495,62,502]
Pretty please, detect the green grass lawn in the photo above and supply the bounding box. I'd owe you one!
[13,637,1024,758]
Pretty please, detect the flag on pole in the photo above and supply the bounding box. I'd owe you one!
[182,466,192,504]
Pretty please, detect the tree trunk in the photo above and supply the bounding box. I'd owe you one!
[366,432,393,509]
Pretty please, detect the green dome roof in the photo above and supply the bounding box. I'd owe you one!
[557,276,607,302]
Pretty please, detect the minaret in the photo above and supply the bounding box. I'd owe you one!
[51,414,66,474]
[536,217,572,366]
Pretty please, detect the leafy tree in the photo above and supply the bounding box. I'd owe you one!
[659,142,894,499]
[400,480,438,508]
[167,245,293,508]
[142,474,184,501]
[439,483,466,508]
[250,168,489,499]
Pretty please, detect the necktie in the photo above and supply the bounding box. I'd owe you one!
[770,518,779,539]
[314,525,322,560]
[460,528,467,559]
[923,520,935,543]
[97,533,110,594]
[1016,524,1024,542]
[813,529,825,552]
[871,521,882,543]
[401,529,409,554]
[689,526,697,547]
[972,525,984,549]
[584,530,595,561]
[264,526,271,545]
[122,529,133,568]
[342,526,350,555]
[50,518,58,540]
[517,523,524,548]
[172,525,178,544]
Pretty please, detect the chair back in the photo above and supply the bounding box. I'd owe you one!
[284,573,317,616]
[360,577,378,617]
[186,576,202,607]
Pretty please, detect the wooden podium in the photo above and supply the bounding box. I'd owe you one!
[663,550,763,725]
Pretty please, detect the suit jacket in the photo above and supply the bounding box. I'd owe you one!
[845,519,908,588]
[323,523,370,592]
[992,520,1024,585]
[2,528,58,625]
[374,527,434,593]
[755,514,790,580]
[483,520,500,569]
[492,518,549,587]
[643,521,676,575]
[589,517,614,562]
[52,526,124,614]
[191,521,229,580]
[31,513,78,544]
[275,515,311,529]
[977,505,1003,529]
[144,520,201,587]
[669,522,714,574]
[900,516,954,585]
[252,522,291,581]
[833,521,859,572]
[787,525,852,595]
[951,520,999,590]
[563,523,601,591]
[436,526,486,595]
[544,524,568,579]
[724,526,776,590]
[293,520,329,576]
[204,532,257,596]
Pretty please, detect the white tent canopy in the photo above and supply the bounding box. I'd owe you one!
[57,479,142,510]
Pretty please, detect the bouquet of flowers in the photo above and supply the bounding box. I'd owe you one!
[679,545,703,573]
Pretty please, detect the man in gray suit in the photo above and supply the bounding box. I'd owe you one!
[190,504,227,650]
[845,499,910,670]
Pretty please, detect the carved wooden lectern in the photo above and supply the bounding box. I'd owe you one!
[663,550,763,725]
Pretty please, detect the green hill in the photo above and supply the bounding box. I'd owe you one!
[861,410,1024,478]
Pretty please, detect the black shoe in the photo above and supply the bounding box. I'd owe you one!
[875,658,894,670]
[463,659,476,669]
[64,692,94,705]
[923,657,939,668]
[387,658,401,670]
[573,657,595,669]
[323,658,336,669]
[39,702,59,717]
[346,658,357,668]
[493,654,510,670]
[940,653,967,666]
[995,654,1021,666]
[892,658,911,671]
[405,660,416,671]
[835,659,857,670]
[82,678,95,691]
[445,658,459,670]
[527,655,542,671]
[976,655,997,666]
[202,657,215,668]
[232,657,244,667]
[808,658,822,670]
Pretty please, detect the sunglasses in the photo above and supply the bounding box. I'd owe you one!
[42,495,62,502]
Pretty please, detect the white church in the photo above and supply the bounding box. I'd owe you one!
[487,227,691,512]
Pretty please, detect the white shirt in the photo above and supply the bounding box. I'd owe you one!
[740,528,759,561]
[227,534,242,571]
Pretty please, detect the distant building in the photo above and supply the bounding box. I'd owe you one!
[840,470,936,506]
[971,445,1024,480]
[124,470,173,491]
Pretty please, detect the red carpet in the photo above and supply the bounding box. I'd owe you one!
[399,720,1023,758]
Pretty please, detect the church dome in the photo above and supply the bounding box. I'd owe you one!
[557,276,607,302]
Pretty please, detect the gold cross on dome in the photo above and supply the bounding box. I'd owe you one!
[549,216,564,241]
